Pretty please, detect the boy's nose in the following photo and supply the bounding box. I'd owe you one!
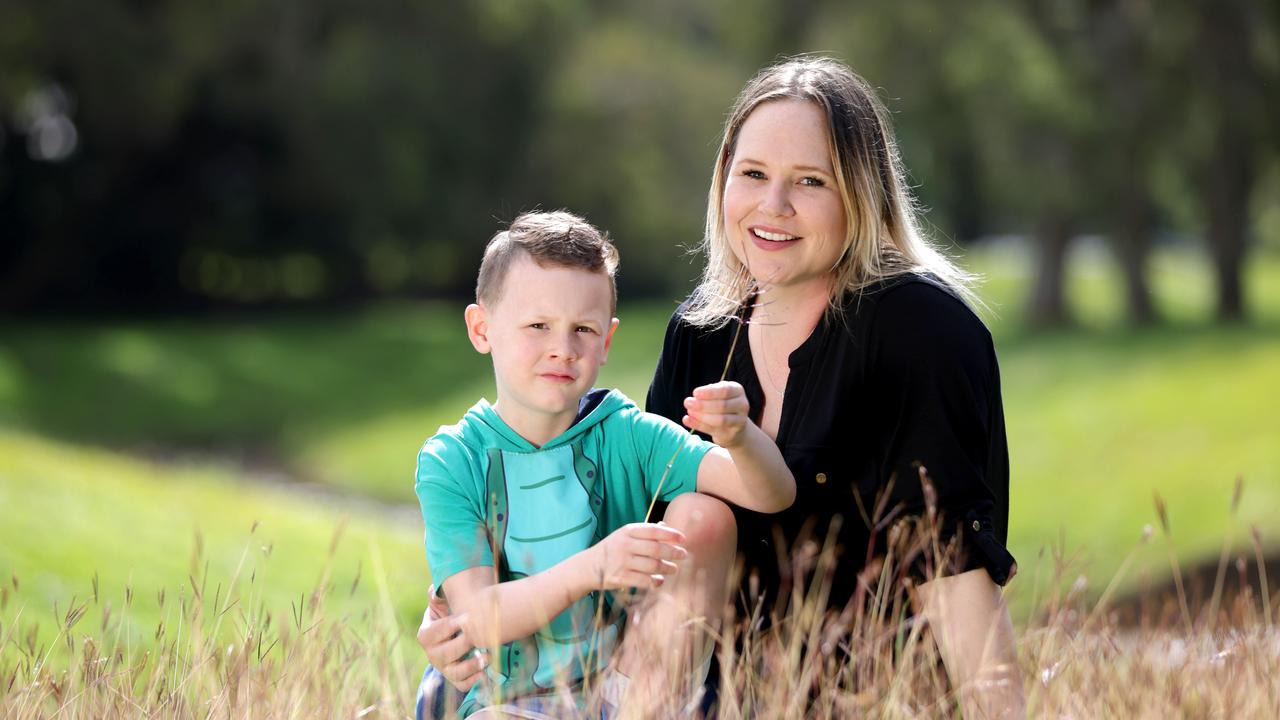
[547,336,579,361]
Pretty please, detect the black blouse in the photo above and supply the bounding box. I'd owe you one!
[645,274,1016,609]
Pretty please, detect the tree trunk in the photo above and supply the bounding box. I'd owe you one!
[1115,187,1156,326]
[1205,129,1254,322]
[1198,0,1261,323]
[1028,215,1073,328]
[947,142,983,243]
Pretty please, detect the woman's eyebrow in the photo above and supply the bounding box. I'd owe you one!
[733,156,832,174]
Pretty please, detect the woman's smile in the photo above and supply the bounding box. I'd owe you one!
[749,224,801,250]
[723,100,847,291]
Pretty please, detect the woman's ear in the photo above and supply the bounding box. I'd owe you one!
[464,303,491,354]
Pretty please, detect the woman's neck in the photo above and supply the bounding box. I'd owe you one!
[752,278,830,335]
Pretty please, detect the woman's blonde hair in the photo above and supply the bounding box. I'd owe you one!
[683,55,975,327]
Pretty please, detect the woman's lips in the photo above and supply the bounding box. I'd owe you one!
[749,226,800,252]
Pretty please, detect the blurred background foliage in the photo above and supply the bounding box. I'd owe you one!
[2,0,1277,320]
[2,0,1279,637]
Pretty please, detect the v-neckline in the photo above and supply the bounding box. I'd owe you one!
[731,298,830,447]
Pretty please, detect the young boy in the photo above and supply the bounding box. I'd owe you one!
[414,211,794,718]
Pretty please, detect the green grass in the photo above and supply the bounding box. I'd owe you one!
[0,429,426,660]
[968,242,1280,612]
[1,243,1278,626]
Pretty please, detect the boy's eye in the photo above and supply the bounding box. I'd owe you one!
[576,326,596,334]
[529,322,547,330]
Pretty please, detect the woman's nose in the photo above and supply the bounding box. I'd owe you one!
[760,181,793,217]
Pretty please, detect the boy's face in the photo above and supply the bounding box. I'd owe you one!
[465,254,618,439]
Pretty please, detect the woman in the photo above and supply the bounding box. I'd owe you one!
[645,55,1023,717]
[420,56,1023,718]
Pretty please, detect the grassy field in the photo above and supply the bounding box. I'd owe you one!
[0,429,426,664]
[1,243,1278,632]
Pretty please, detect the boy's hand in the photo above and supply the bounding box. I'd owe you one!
[682,381,751,449]
[585,523,688,590]
[417,585,486,692]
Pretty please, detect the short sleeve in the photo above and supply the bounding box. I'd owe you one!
[626,407,715,502]
[414,437,492,588]
[869,283,1016,585]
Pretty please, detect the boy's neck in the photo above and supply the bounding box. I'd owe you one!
[491,399,578,449]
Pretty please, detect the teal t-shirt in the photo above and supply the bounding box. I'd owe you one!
[414,389,713,715]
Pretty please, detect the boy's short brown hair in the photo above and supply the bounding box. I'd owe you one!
[476,210,620,313]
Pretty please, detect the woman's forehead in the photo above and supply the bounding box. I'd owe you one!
[733,100,833,169]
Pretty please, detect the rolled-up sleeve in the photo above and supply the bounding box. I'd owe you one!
[869,283,1016,586]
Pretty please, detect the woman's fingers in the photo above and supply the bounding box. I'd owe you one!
[435,628,478,666]
[450,666,486,693]
[427,584,450,619]
[417,610,460,651]
[440,653,488,688]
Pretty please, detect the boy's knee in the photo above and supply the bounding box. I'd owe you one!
[664,493,736,552]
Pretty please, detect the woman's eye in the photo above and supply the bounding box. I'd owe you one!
[742,169,765,180]
[800,176,825,187]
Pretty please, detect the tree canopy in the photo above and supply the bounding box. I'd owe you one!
[2,0,1276,320]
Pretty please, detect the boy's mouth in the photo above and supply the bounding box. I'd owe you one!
[538,372,576,384]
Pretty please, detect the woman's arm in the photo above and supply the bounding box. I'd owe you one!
[918,569,1025,719]
[417,588,486,691]
[442,523,688,649]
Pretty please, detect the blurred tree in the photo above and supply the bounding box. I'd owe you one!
[1186,0,1277,321]
[0,0,564,312]
[511,3,743,298]
[1,0,1276,318]
[1087,0,1165,325]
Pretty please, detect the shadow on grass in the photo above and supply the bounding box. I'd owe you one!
[0,304,486,454]
[0,301,677,464]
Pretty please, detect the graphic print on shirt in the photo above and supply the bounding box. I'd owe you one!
[484,442,619,692]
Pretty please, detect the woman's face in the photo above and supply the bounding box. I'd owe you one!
[722,100,849,294]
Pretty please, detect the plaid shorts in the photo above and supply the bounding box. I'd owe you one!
[414,665,623,719]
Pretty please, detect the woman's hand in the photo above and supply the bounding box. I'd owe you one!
[583,523,688,590]
[416,585,487,692]
[682,381,751,449]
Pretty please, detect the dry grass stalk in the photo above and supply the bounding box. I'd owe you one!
[3,491,1278,718]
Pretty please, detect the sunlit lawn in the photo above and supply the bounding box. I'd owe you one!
[0,429,425,664]
[1,242,1278,625]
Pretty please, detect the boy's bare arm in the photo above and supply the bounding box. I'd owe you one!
[442,523,688,649]
[683,381,796,513]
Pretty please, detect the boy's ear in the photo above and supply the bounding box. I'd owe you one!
[464,303,492,354]
[601,317,620,364]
